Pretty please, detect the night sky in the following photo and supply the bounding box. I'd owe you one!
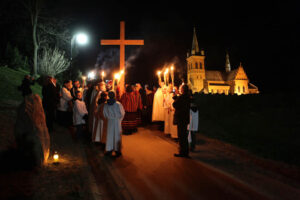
[1,0,298,92]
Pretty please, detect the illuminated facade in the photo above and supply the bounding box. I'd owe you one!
[187,28,259,95]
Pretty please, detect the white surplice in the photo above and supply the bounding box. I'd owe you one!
[152,88,165,122]
[188,109,199,142]
[73,99,88,125]
[103,101,125,152]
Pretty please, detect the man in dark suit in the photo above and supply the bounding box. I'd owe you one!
[172,84,191,158]
[42,76,60,132]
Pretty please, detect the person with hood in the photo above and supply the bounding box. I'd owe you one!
[103,91,125,157]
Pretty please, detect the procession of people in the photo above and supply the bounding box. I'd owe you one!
[19,69,198,158]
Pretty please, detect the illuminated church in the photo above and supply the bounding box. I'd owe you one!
[187,28,259,95]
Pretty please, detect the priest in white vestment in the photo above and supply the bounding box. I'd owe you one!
[152,82,166,122]
[103,91,125,157]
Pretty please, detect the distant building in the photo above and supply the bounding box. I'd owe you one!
[187,28,259,95]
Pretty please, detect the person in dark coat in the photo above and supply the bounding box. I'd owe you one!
[42,76,60,132]
[18,75,35,97]
[172,84,191,158]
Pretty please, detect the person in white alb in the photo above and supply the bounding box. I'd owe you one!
[57,80,73,127]
[188,101,199,152]
[73,91,88,139]
[103,91,125,157]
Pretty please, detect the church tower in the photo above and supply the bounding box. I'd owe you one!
[187,27,205,93]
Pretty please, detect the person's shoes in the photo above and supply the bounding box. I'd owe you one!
[174,153,190,158]
[174,153,185,157]
[104,151,112,156]
[115,151,122,157]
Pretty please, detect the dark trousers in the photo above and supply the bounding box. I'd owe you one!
[189,131,197,150]
[177,123,189,156]
[45,109,55,132]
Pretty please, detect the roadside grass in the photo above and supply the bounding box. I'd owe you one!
[0,67,42,103]
[194,93,300,166]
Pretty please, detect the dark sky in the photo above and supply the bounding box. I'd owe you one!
[2,0,298,92]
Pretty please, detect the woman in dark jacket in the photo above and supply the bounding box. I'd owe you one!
[172,84,191,158]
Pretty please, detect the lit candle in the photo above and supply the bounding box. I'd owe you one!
[165,68,169,86]
[157,71,162,84]
[171,65,174,86]
[114,73,120,90]
[82,76,86,87]
[101,71,105,81]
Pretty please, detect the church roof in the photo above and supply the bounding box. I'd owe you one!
[205,69,239,81]
[205,70,226,81]
[226,69,238,81]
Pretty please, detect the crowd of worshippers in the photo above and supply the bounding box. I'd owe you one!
[18,75,199,158]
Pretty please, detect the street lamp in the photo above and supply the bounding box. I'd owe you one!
[70,32,89,78]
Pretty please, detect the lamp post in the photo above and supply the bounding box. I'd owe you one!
[70,33,88,78]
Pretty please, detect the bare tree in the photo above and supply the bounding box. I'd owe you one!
[38,47,70,77]
[22,0,44,77]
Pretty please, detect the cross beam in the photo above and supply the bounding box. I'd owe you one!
[101,21,144,95]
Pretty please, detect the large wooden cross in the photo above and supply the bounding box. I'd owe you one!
[101,21,144,95]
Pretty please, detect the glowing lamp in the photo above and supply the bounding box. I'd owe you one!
[88,71,95,80]
[53,151,59,162]
[76,33,88,45]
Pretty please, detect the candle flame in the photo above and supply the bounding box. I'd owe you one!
[120,70,124,74]
[157,71,161,75]
[82,76,86,80]
[171,65,174,70]
[114,73,120,80]
[101,71,105,77]
[165,68,169,73]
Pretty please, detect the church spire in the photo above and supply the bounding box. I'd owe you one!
[191,27,200,55]
[225,52,231,72]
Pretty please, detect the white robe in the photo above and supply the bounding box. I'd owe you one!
[103,101,125,152]
[58,87,73,111]
[152,88,165,122]
[163,93,177,138]
[73,100,88,125]
[188,109,199,143]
